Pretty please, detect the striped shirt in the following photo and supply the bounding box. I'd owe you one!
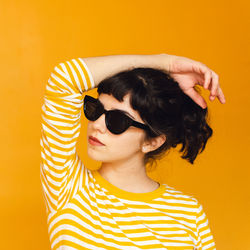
[40,58,216,249]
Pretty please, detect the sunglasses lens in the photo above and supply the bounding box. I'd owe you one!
[84,99,103,121]
[84,96,132,135]
[106,110,130,134]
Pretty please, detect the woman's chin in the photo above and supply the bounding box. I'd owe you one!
[87,148,104,162]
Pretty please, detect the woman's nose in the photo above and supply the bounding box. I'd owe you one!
[91,114,107,133]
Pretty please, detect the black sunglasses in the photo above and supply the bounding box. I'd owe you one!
[83,95,157,135]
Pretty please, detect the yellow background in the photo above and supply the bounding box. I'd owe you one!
[1,0,249,249]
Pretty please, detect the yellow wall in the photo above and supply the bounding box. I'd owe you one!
[1,0,249,249]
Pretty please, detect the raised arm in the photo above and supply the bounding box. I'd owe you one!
[83,53,225,109]
[82,54,171,86]
[40,58,95,213]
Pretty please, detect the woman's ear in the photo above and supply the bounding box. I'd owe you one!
[142,134,166,153]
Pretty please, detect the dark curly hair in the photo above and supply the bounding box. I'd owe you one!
[97,67,213,167]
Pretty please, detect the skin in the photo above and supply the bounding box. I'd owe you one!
[167,55,225,108]
[86,93,166,193]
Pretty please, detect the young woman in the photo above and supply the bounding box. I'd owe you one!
[40,54,225,250]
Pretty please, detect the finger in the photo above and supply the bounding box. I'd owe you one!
[196,75,205,86]
[193,63,212,89]
[210,72,219,96]
[204,70,212,90]
[209,89,218,102]
[209,86,226,103]
[217,86,226,104]
[184,88,207,109]
[209,95,216,101]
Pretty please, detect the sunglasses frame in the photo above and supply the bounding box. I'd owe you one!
[83,95,156,135]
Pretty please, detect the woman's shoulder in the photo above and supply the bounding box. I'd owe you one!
[161,183,200,207]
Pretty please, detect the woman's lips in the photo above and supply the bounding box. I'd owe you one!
[88,136,105,146]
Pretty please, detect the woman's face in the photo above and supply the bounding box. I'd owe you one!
[86,93,147,163]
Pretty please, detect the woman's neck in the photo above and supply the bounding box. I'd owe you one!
[98,161,159,193]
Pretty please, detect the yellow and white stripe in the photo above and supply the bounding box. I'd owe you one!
[40,58,216,249]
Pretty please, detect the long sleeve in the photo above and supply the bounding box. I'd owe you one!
[195,202,216,249]
[40,58,95,213]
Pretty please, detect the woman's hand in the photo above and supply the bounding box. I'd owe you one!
[163,54,226,109]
